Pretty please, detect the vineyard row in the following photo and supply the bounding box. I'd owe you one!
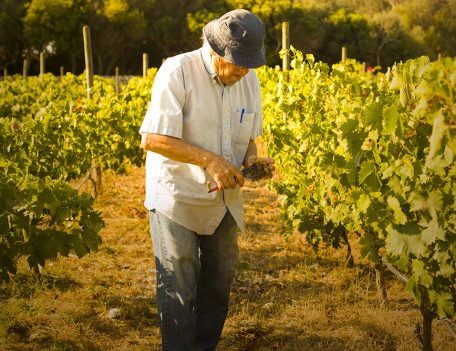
[1,51,455,350]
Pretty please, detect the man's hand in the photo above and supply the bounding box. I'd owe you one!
[242,140,275,178]
[205,155,245,190]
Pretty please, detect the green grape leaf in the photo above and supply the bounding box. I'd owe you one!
[448,138,456,155]
[409,191,443,218]
[421,219,445,245]
[341,119,358,135]
[55,206,71,224]
[429,291,454,319]
[427,111,447,160]
[412,260,433,288]
[406,276,421,305]
[365,101,383,126]
[444,145,454,164]
[385,224,425,257]
[359,231,380,264]
[364,170,382,191]
[387,196,407,225]
[384,106,398,135]
[359,161,374,184]
[400,86,408,108]
[71,236,90,258]
[389,72,403,90]
[357,194,371,213]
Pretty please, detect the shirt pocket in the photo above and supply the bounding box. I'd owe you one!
[233,109,255,145]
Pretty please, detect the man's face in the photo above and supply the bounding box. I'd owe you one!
[211,50,249,85]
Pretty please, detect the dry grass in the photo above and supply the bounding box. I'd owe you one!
[1,166,455,351]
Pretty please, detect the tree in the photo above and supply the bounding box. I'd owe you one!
[23,0,88,73]
[430,0,456,57]
[321,8,377,65]
[369,11,423,68]
[3,0,456,75]
[0,0,28,72]
[136,0,226,68]
[392,0,456,58]
[186,1,227,49]
[87,0,147,74]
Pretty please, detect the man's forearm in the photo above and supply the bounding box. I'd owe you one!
[243,140,258,167]
[141,133,215,169]
[142,132,246,189]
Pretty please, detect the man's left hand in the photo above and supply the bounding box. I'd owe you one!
[244,155,275,175]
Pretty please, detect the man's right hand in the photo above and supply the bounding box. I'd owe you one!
[204,156,244,191]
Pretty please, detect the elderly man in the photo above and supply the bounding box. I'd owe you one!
[140,9,274,351]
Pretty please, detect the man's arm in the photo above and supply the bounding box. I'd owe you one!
[141,133,244,190]
[243,140,258,167]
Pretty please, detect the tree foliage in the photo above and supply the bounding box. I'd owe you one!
[0,0,27,70]
[23,0,88,72]
[89,0,147,74]
[1,0,455,74]
[393,0,456,58]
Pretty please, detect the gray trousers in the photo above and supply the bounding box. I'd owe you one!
[149,210,239,351]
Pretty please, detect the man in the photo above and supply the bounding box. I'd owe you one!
[139,9,274,351]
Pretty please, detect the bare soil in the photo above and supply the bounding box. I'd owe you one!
[1,166,455,351]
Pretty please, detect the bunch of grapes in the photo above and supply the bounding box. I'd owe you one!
[242,159,272,180]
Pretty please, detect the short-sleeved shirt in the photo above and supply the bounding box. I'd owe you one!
[139,45,262,235]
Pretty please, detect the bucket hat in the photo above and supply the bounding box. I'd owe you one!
[203,9,266,68]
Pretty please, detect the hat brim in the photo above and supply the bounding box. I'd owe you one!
[203,20,266,69]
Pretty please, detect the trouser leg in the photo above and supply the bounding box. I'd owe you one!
[149,210,200,351]
[195,212,239,351]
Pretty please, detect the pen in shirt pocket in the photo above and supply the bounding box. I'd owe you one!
[240,108,245,123]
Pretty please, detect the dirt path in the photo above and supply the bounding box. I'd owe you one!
[1,166,454,350]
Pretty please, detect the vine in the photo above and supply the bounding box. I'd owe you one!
[0,71,156,281]
[258,49,455,350]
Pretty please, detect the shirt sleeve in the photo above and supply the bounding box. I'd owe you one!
[139,59,185,138]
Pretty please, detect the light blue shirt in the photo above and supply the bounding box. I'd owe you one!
[139,45,262,234]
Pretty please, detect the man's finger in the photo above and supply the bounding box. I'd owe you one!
[227,174,239,188]
[234,170,244,187]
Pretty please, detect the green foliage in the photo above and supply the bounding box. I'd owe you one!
[0,172,103,281]
[393,0,456,58]
[23,0,87,71]
[89,0,148,74]
[259,47,456,319]
[0,69,156,281]
[186,1,227,43]
[0,0,27,69]
[323,8,376,64]
[4,0,456,74]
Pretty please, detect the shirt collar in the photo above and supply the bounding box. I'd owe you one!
[200,46,222,86]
